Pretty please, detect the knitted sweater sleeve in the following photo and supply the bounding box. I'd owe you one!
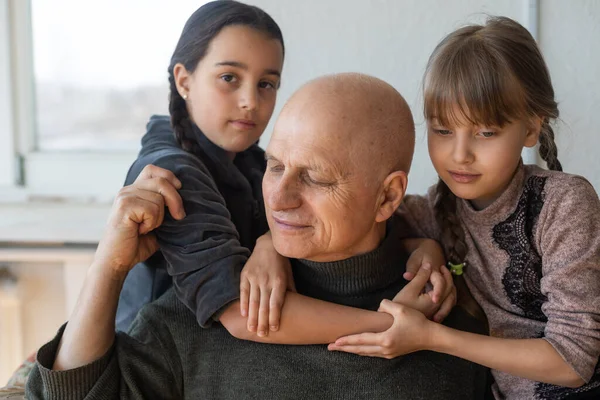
[25,307,182,399]
[537,176,600,382]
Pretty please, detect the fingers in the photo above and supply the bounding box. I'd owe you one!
[128,188,166,235]
[329,331,395,359]
[132,176,185,221]
[241,262,292,336]
[332,332,381,347]
[432,265,456,322]
[433,285,456,323]
[246,284,260,333]
[241,273,287,335]
[430,264,455,307]
[327,343,385,357]
[404,253,421,280]
[112,188,164,235]
[257,287,270,337]
[269,280,286,332]
[404,263,432,296]
[441,264,454,298]
[428,268,445,304]
[137,164,182,189]
[239,277,250,317]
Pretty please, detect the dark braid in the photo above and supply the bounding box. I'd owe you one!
[168,74,199,154]
[434,179,487,324]
[539,121,563,172]
[433,179,467,265]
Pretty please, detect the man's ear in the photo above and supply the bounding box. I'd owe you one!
[375,170,408,223]
[173,63,192,99]
[524,116,543,148]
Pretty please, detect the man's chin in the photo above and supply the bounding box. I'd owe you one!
[272,240,313,260]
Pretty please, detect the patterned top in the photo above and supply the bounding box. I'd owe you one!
[396,163,600,400]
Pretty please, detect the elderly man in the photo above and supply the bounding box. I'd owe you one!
[26,74,487,399]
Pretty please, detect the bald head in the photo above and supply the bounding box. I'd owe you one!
[277,72,415,176]
[264,73,416,262]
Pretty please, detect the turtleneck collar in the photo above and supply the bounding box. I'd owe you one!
[192,123,261,190]
[290,220,407,308]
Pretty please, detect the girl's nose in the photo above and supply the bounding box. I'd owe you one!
[239,85,258,111]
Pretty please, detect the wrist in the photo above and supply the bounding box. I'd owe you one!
[89,260,130,283]
[424,320,447,352]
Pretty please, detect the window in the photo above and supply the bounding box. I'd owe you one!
[1,0,206,200]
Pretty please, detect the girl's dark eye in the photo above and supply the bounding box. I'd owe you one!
[436,129,452,136]
[220,74,236,83]
[259,81,276,90]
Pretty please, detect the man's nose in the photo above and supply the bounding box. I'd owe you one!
[238,83,258,112]
[266,174,301,212]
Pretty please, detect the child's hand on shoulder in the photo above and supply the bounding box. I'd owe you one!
[240,231,296,337]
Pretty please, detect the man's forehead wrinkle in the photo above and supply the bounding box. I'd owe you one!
[273,72,415,176]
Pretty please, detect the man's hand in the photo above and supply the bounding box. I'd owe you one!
[53,165,185,371]
[94,165,186,277]
[240,232,296,337]
[403,238,456,322]
[328,300,433,359]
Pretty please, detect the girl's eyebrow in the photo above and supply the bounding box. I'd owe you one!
[214,61,281,77]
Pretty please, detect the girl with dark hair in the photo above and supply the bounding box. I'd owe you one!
[116,0,452,343]
[115,0,288,334]
[330,16,600,400]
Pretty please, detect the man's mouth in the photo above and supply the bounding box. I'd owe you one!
[272,216,310,230]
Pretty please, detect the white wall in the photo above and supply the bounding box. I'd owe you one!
[248,0,600,194]
[540,1,600,192]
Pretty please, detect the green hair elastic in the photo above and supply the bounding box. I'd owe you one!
[448,262,465,276]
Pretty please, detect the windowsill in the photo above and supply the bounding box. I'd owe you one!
[0,202,111,244]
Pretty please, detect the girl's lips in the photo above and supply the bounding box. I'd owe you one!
[448,171,481,183]
[230,119,257,130]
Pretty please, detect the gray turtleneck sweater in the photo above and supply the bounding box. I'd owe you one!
[26,224,488,400]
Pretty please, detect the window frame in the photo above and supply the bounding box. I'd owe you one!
[0,0,16,189]
[1,0,138,203]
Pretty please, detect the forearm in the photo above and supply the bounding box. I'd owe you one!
[428,323,585,387]
[52,263,125,370]
[221,292,393,344]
